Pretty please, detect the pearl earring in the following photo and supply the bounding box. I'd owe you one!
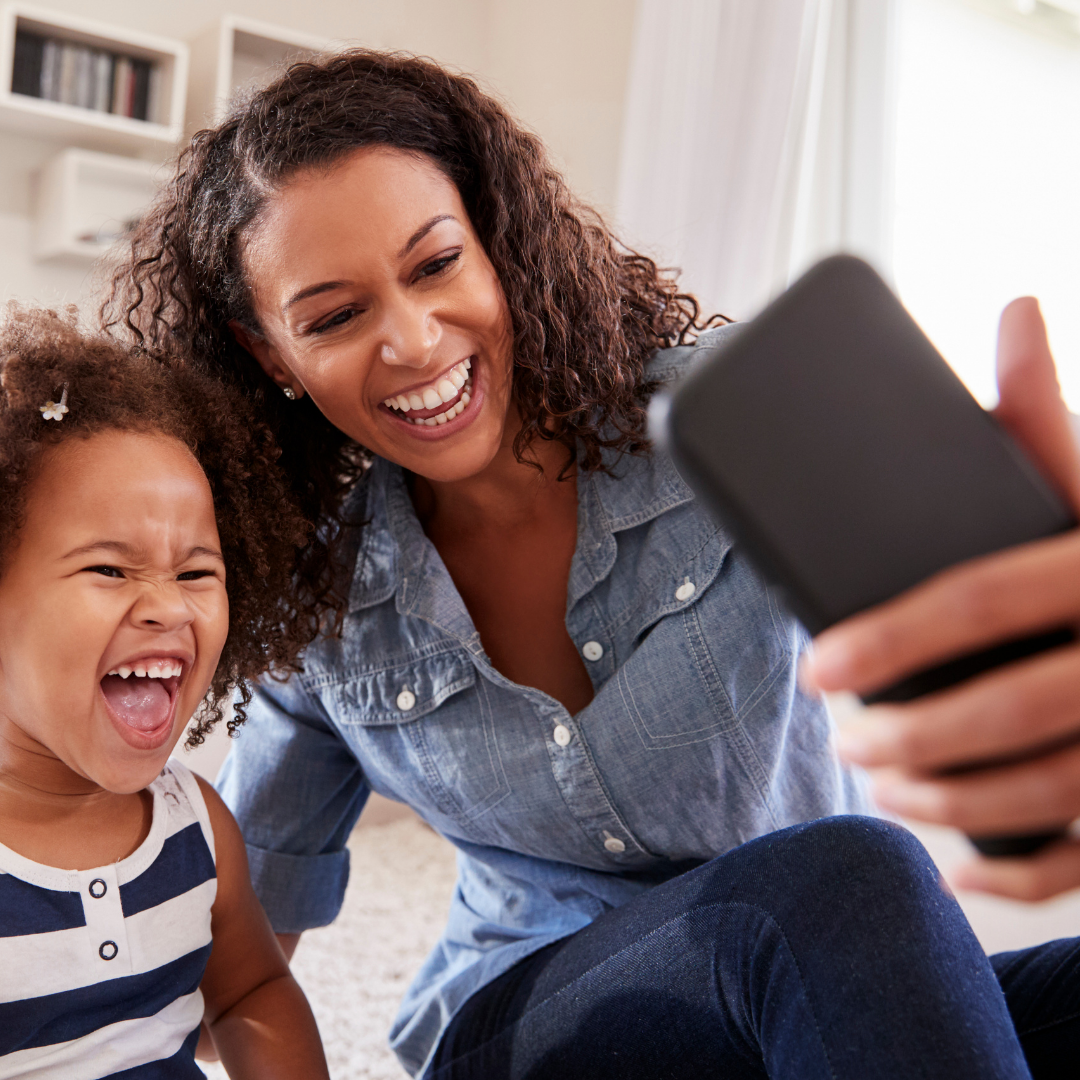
[282,386,297,401]
[381,344,397,362]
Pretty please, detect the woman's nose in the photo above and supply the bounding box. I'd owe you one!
[377,297,442,370]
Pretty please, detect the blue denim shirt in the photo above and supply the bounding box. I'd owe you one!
[216,325,872,1077]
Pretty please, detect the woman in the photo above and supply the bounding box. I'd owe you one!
[105,51,1070,1078]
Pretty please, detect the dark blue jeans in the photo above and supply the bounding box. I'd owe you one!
[430,817,1080,1079]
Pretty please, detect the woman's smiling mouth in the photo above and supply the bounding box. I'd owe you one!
[382,357,473,426]
[380,357,482,437]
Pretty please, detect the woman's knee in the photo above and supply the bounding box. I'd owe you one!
[699,815,946,924]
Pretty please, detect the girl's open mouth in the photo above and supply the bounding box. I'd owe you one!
[100,658,184,746]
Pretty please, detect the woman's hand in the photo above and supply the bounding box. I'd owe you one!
[803,298,1080,901]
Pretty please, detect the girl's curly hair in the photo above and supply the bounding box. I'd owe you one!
[101,50,725,597]
[0,305,321,745]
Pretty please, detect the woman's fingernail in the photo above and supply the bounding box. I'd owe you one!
[834,728,873,762]
[872,776,940,817]
[805,635,850,687]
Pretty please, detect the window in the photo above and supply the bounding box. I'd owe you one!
[892,0,1080,407]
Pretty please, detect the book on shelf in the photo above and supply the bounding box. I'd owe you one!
[11,29,159,122]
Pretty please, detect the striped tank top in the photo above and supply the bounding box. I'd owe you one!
[0,761,216,1078]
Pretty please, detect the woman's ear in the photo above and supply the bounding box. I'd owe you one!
[228,320,305,400]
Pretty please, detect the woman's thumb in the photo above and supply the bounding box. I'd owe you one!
[993,297,1080,512]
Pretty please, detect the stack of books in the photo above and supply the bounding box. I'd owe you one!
[11,30,158,122]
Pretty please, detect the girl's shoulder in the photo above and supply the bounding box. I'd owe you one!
[152,759,217,866]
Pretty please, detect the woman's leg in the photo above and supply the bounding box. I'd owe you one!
[430,817,1029,1080]
[993,938,1080,1079]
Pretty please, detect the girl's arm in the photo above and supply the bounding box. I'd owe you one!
[194,775,330,1078]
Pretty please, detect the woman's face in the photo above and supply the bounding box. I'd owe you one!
[237,147,515,483]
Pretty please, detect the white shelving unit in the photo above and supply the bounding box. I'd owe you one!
[186,15,327,134]
[0,4,188,153]
[34,147,161,261]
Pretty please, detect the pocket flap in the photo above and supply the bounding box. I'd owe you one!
[332,650,476,725]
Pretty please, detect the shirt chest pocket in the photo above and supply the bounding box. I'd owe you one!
[325,651,511,823]
[615,534,794,749]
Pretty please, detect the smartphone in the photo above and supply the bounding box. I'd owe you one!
[650,254,1076,857]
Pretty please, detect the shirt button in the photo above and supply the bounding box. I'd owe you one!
[99,940,119,961]
[396,689,416,711]
[553,724,572,747]
[603,836,626,854]
[582,641,604,662]
[675,580,696,602]
[88,878,107,899]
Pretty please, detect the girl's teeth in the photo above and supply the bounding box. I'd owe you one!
[106,660,181,679]
[396,395,411,412]
[436,379,457,403]
[408,392,424,411]
[461,391,471,406]
[449,369,465,389]
[422,387,442,410]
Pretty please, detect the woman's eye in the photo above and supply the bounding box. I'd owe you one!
[311,307,361,335]
[417,251,461,280]
[177,569,217,582]
[85,565,124,578]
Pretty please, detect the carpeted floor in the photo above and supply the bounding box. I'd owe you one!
[201,811,459,1080]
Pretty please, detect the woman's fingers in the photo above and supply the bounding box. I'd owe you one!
[805,529,1080,697]
[836,642,1080,771]
[953,838,1080,902]
[868,741,1080,835]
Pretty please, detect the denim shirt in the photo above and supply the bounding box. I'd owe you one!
[216,324,872,1077]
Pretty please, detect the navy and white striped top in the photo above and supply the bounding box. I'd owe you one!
[0,761,216,1078]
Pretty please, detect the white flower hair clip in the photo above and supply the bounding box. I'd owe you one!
[39,385,69,422]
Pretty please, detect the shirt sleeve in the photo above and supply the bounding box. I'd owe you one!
[215,673,369,934]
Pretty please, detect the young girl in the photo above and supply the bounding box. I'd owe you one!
[0,307,331,1078]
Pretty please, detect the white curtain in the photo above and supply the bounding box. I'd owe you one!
[615,0,897,321]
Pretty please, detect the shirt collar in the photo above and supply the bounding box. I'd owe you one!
[348,441,695,618]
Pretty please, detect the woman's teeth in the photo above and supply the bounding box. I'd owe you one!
[106,660,183,679]
[383,358,473,426]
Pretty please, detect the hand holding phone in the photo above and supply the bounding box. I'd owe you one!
[651,256,1077,857]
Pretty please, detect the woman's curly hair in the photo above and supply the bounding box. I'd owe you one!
[102,49,725,598]
[0,305,321,745]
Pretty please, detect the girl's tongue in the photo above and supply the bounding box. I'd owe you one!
[101,674,173,731]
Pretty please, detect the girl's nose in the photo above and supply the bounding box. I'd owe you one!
[131,583,195,633]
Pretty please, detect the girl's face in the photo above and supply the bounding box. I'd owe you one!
[0,430,229,794]
[236,146,515,483]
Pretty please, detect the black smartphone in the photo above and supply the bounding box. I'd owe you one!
[651,254,1076,857]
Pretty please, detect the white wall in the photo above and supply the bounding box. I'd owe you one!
[0,0,636,312]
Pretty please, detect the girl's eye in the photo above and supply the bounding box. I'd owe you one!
[177,569,217,582]
[311,306,362,335]
[85,565,124,578]
[417,251,461,280]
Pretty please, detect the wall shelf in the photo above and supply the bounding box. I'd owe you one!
[34,147,161,261]
[186,15,327,135]
[0,4,188,153]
